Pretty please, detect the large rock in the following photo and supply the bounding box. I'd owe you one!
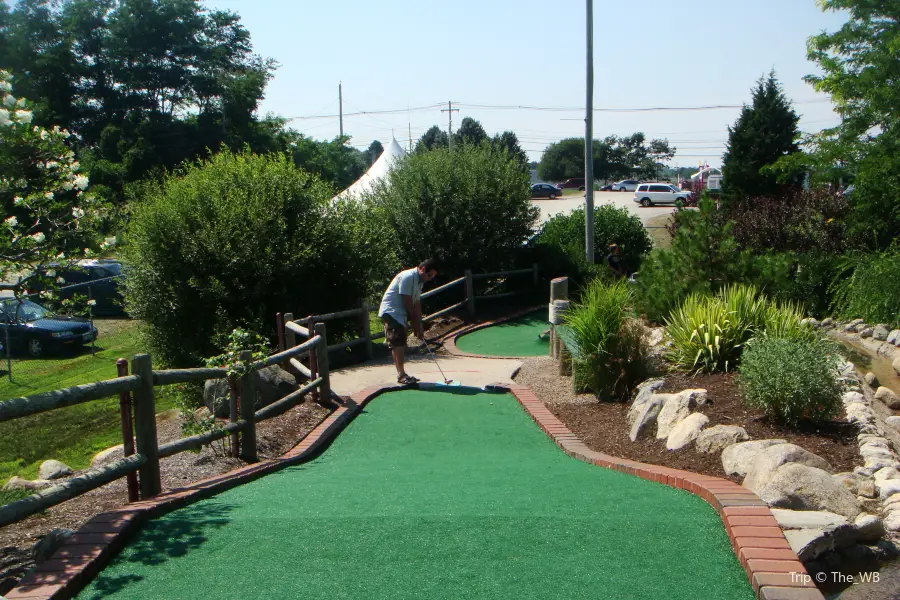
[743,443,833,492]
[785,524,858,562]
[845,319,864,331]
[628,395,666,442]
[91,444,124,468]
[2,476,53,491]
[757,463,863,520]
[873,324,891,341]
[887,329,900,346]
[655,389,707,439]
[894,357,900,377]
[878,479,900,499]
[666,413,708,450]
[884,510,900,533]
[860,327,874,338]
[864,372,879,387]
[821,318,834,328]
[646,328,665,347]
[854,513,886,543]
[627,378,665,426]
[875,386,900,409]
[770,508,848,529]
[695,425,749,454]
[886,416,900,431]
[203,365,297,418]
[721,439,788,477]
[38,460,72,480]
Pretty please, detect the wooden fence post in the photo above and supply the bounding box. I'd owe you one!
[464,269,475,315]
[131,353,161,499]
[315,323,331,404]
[360,299,373,360]
[308,316,319,403]
[239,350,257,462]
[550,277,569,360]
[116,359,139,503]
[228,378,240,458]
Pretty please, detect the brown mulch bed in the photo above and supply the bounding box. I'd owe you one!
[514,357,861,484]
[0,401,329,594]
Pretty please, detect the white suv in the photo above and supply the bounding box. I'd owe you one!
[632,183,691,207]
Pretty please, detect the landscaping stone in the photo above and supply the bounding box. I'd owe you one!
[784,529,834,562]
[873,324,890,341]
[846,403,875,425]
[721,439,788,477]
[854,513,886,543]
[646,328,664,347]
[834,473,862,495]
[2,476,53,491]
[628,395,666,442]
[886,416,900,431]
[665,413,708,450]
[802,318,820,328]
[31,529,73,564]
[845,319,864,331]
[627,378,665,426]
[860,327,874,338]
[857,478,877,499]
[864,372,878,387]
[91,444,124,468]
[894,357,900,376]
[743,443,833,492]
[875,467,900,481]
[770,508,848,529]
[38,460,72,480]
[875,386,900,409]
[756,463,863,520]
[203,365,297,418]
[821,317,834,328]
[655,389,707,439]
[855,323,869,334]
[887,329,900,346]
[694,425,749,454]
[884,510,900,532]
[877,478,900,499]
[842,390,865,405]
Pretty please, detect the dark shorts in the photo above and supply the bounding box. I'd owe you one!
[382,315,408,349]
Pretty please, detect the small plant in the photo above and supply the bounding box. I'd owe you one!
[760,301,817,343]
[739,337,842,425]
[563,279,648,400]
[205,328,270,378]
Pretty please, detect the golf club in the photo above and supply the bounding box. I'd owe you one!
[423,338,455,385]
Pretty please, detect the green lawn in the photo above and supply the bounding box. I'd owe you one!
[0,320,176,485]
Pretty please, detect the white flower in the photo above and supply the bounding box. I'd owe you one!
[87,299,97,307]
[39,130,49,140]
[14,110,32,124]
[16,97,26,107]
[13,196,24,205]
[4,216,17,228]
[0,81,11,92]
[72,207,85,219]
[0,109,10,127]
[45,161,58,170]
[3,95,15,108]
[46,269,56,277]
[61,181,74,191]
[100,240,112,249]
[74,175,89,190]
[56,276,65,284]
[30,232,46,243]
[44,191,54,200]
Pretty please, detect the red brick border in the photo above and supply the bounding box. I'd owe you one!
[4,385,396,600]
[441,305,546,359]
[501,383,824,600]
[7,382,824,600]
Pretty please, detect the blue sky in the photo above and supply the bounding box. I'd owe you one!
[210,1,847,167]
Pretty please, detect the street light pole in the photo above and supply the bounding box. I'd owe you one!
[584,0,595,264]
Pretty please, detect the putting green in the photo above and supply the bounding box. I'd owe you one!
[78,389,753,600]
[455,310,549,356]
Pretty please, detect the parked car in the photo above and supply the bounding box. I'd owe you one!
[558,178,586,191]
[28,259,125,316]
[632,183,692,207]
[598,184,614,191]
[0,298,98,357]
[612,179,640,192]
[531,183,563,199]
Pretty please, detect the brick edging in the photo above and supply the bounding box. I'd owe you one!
[5,385,393,600]
[441,305,546,359]
[501,383,824,600]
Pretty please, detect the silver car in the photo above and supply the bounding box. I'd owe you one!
[612,179,640,192]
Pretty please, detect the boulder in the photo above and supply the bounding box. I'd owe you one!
[721,439,788,477]
[203,365,297,418]
[833,473,863,495]
[846,403,875,426]
[694,425,749,454]
[38,460,72,480]
[842,390,865,405]
[864,372,879,387]
[887,329,900,346]
[743,443,833,492]
[627,378,666,426]
[756,463,862,520]
[854,513,886,543]
[784,529,834,562]
[845,319,864,331]
[770,508,848,530]
[2,476,53,491]
[855,323,869,334]
[886,416,900,431]
[857,478,877,499]
[894,357,900,377]
[655,389,707,439]
[877,478,900,499]
[874,467,900,482]
[31,529,74,564]
[628,395,666,442]
[821,318,834,328]
[884,510,900,533]
[873,324,890,341]
[875,386,900,409]
[646,328,665,347]
[666,413,708,450]
[860,327,874,338]
[91,444,124,468]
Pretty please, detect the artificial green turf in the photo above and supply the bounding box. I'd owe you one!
[455,310,550,357]
[79,389,754,600]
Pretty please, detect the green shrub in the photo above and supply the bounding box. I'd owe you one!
[364,144,539,278]
[761,301,817,343]
[830,247,900,328]
[762,251,843,318]
[123,149,398,366]
[739,337,842,425]
[537,205,652,277]
[563,279,648,400]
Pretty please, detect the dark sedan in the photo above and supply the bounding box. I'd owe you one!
[0,299,98,357]
[531,183,563,199]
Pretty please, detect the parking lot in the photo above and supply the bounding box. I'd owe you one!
[531,190,676,225]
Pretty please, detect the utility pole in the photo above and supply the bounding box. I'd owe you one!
[584,0,595,264]
[339,82,343,138]
[442,101,459,149]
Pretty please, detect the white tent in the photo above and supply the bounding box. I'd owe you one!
[334,138,405,201]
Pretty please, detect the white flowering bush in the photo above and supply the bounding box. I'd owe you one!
[1,69,103,295]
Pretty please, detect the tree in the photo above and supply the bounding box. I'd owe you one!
[367,140,383,165]
[492,131,529,171]
[801,0,900,248]
[285,134,367,192]
[453,117,488,147]
[415,125,448,152]
[537,135,672,182]
[721,72,801,201]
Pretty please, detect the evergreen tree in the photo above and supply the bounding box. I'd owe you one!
[415,125,448,152]
[722,72,800,201]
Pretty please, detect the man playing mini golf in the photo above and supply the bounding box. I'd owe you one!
[378,259,438,385]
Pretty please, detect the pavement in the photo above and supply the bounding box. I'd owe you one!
[531,190,675,225]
